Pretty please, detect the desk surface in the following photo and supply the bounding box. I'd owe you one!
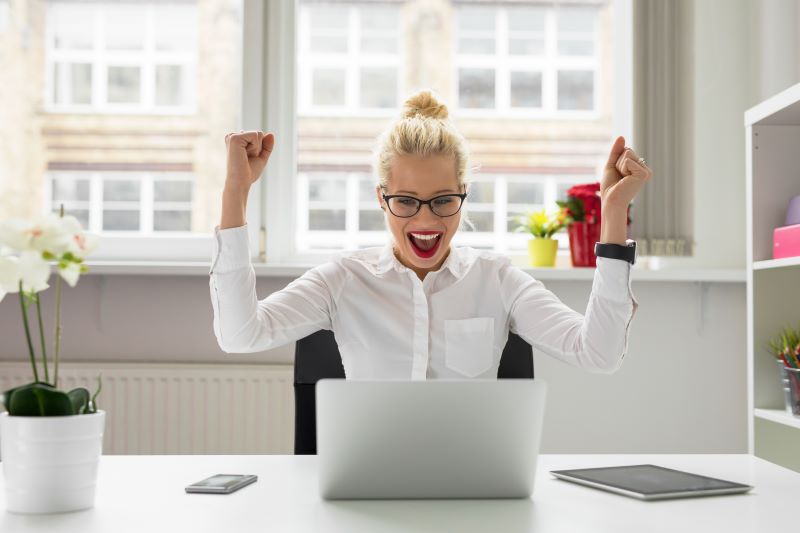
[1,454,798,533]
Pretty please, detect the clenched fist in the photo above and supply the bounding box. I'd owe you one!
[224,130,275,191]
[219,130,275,229]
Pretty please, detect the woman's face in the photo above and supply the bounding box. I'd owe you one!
[376,154,463,277]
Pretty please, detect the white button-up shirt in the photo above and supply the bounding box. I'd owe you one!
[209,225,639,379]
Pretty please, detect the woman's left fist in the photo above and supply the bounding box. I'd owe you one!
[601,135,652,211]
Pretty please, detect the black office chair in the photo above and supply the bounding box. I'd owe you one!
[293,329,535,455]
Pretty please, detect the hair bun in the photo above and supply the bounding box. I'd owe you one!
[401,89,449,120]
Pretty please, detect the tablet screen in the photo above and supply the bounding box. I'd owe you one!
[551,464,751,495]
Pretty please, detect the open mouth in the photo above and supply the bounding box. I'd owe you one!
[407,231,443,259]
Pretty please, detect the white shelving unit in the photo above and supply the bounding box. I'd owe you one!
[745,81,800,473]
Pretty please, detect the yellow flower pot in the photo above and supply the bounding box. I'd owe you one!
[528,238,558,267]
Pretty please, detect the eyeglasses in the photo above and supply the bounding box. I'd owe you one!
[381,190,468,218]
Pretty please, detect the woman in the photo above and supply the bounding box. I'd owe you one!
[210,90,647,379]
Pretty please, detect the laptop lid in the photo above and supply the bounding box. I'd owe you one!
[316,379,547,500]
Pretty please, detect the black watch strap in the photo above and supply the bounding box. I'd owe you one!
[594,239,637,265]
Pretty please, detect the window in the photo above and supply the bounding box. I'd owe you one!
[47,172,193,233]
[288,0,621,260]
[297,2,402,115]
[454,4,599,116]
[0,0,248,260]
[46,1,197,113]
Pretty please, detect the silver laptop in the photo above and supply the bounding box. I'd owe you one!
[316,379,547,500]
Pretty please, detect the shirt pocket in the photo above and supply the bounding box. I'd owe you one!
[444,317,495,377]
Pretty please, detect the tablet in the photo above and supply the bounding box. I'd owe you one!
[550,464,753,501]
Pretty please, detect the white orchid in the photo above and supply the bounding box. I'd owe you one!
[0,214,97,297]
[0,210,99,392]
[0,247,20,303]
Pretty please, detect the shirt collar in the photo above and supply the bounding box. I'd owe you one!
[374,240,465,278]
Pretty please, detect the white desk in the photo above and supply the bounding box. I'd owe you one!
[1,454,798,532]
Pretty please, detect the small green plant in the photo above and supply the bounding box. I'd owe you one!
[0,207,102,416]
[511,208,568,239]
[767,324,800,368]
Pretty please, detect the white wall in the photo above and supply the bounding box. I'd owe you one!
[0,273,747,454]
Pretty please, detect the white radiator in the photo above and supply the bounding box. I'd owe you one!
[0,362,295,455]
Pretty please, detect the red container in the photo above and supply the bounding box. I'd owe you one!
[568,221,601,267]
[773,223,800,259]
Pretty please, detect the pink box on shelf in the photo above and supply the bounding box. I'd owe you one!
[773,224,800,259]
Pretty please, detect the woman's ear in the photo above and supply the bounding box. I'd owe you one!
[376,185,385,210]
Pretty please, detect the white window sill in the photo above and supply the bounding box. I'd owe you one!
[80,260,746,283]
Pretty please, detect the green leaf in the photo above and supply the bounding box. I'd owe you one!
[7,382,74,416]
[67,388,91,415]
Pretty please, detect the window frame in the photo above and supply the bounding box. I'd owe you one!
[271,0,631,265]
[296,2,404,117]
[42,0,261,262]
[453,4,601,120]
[43,1,198,115]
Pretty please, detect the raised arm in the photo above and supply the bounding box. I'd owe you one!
[209,130,346,353]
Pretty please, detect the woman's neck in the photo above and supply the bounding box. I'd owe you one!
[393,244,451,281]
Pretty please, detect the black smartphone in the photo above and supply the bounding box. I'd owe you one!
[185,474,258,494]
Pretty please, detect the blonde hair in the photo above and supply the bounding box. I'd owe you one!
[373,89,475,230]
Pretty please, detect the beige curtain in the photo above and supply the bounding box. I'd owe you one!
[631,0,694,256]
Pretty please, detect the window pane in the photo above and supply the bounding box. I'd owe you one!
[154,210,191,231]
[466,210,493,232]
[154,4,197,51]
[309,5,348,53]
[457,7,495,54]
[103,210,139,231]
[51,4,93,50]
[156,65,185,106]
[559,38,594,56]
[52,178,90,202]
[105,4,145,50]
[312,69,345,106]
[508,7,545,55]
[54,63,92,105]
[459,68,494,108]
[558,70,594,110]
[103,180,140,201]
[466,181,493,204]
[557,7,596,56]
[309,209,345,230]
[54,208,90,229]
[359,210,384,231]
[107,66,141,104]
[507,182,544,204]
[359,179,379,202]
[309,178,346,202]
[360,6,398,53]
[360,68,396,108]
[154,180,192,202]
[510,71,542,108]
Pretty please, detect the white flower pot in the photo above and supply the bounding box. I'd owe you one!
[0,410,105,514]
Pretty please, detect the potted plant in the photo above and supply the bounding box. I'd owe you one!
[556,182,633,267]
[0,209,103,514]
[511,208,568,267]
[767,325,800,417]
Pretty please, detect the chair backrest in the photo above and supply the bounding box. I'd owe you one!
[293,329,534,455]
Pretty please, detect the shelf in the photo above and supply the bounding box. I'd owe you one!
[745,81,800,126]
[753,256,800,271]
[754,408,800,430]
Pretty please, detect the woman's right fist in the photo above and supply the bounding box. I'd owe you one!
[224,130,275,190]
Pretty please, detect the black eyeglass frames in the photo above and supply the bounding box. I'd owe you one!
[381,190,468,218]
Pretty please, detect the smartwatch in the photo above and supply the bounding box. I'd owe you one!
[594,239,637,265]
